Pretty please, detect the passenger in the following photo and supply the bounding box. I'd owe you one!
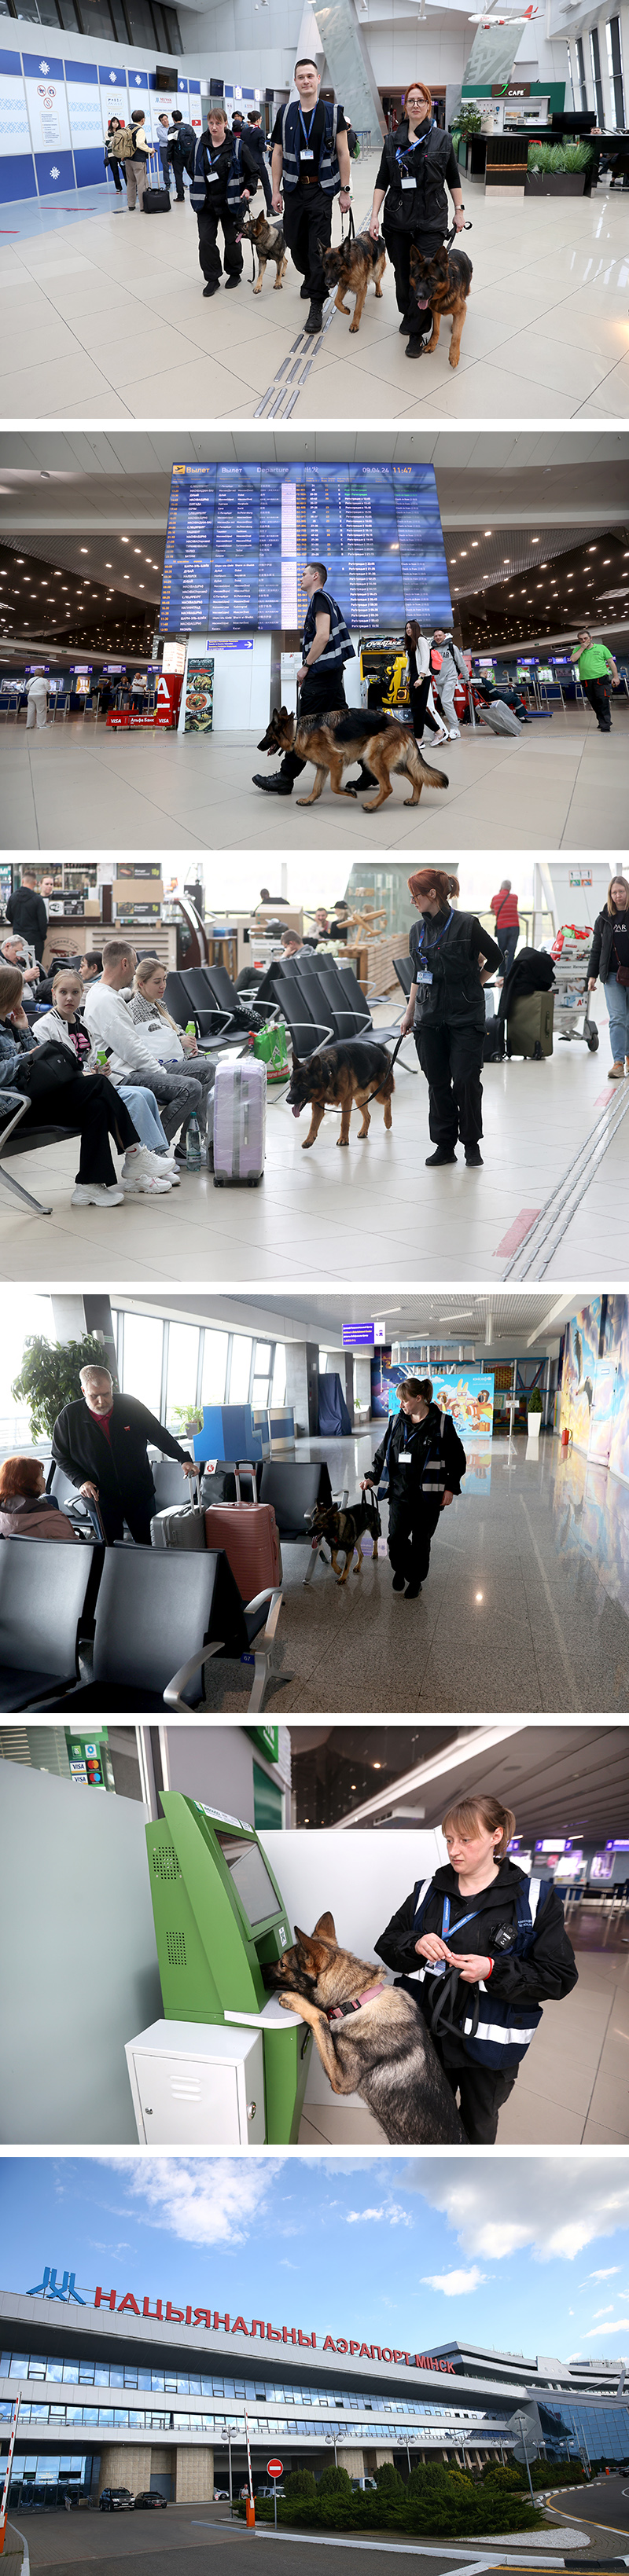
[278,927,312,963]
[587,872,629,1078]
[52,1364,197,1547]
[32,967,175,1196]
[167,105,196,200]
[0,964,139,1213]
[571,629,619,733]
[83,936,206,1169]
[6,869,48,963]
[0,1455,78,1544]
[25,666,49,732]
[399,867,501,1168]
[189,101,257,299]
[375,1792,578,2144]
[105,115,124,195]
[246,107,273,211]
[403,621,449,748]
[0,935,41,1008]
[270,57,352,337]
[79,952,102,988]
[491,879,520,982]
[124,108,151,213]
[362,1374,466,1599]
[156,110,173,189]
[368,81,464,357]
[429,629,469,739]
[127,957,215,1150]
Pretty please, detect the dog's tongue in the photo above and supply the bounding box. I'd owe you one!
[292,1103,302,1119]
[415,292,430,308]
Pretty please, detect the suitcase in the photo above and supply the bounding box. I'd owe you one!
[205,1463,281,1602]
[142,147,171,213]
[150,1467,206,1550]
[480,699,522,737]
[213,1057,266,1187]
[507,991,554,1061]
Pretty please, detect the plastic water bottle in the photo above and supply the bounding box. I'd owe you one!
[96,1048,109,1068]
[186,1114,201,1171]
[186,1021,197,1039]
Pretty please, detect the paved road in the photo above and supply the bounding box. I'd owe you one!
[10,2506,557,2576]
[544,2471,629,2550]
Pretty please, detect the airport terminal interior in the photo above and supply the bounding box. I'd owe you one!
[0,857,627,1286]
[2,1715,627,2146]
[1,1282,628,1718]
[1,431,627,857]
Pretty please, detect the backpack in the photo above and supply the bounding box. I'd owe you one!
[116,127,138,160]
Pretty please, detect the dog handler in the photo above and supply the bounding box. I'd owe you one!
[368,81,464,358]
[362,1375,466,1600]
[270,57,351,337]
[189,103,257,296]
[401,867,501,1168]
[252,560,370,797]
[375,1793,578,2144]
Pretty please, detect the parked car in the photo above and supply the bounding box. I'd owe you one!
[99,2489,134,2511]
[134,2491,168,2509]
[256,2485,286,2498]
[213,2489,230,2500]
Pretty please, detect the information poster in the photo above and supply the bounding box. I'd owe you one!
[24,52,73,193]
[160,461,452,637]
[184,658,214,732]
[65,60,104,188]
[99,65,129,141]
[0,55,35,203]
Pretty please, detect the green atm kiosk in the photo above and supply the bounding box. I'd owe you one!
[144,1793,312,2145]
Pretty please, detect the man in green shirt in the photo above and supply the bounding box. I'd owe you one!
[571,630,619,732]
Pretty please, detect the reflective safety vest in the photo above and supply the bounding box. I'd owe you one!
[302,592,355,675]
[410,1873,552,2071]
[281,99,341,196]
[189,132,247,215]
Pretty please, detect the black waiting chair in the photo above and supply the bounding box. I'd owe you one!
[150,1455,194,1511]
[275,971,333,1060]
[259,1459,340,1586]
[318,963,416,1073]
[163,971,227,1054]
[0,1088,81,1220]
[46,1460,103,1542]
[0,1536,102,1710]
[393,954,414,1000]
[36,1546,242,1714]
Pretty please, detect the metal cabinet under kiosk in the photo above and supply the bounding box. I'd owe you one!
[138,1793,312,2144]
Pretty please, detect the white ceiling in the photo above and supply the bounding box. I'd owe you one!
[123,1287,580,1354]
[332,1721,629,1839]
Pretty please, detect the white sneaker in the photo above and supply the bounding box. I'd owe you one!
[447,728,461,740]
[121,1172,172,1196]
[72,1182,124,1209]
[122,1144,170,1180]
[153,1154,181,1183]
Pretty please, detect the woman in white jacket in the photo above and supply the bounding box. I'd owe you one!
[127,956,215,1151]
[403,622,448,750]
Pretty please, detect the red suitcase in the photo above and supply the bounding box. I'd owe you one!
[204,1462,281,1603]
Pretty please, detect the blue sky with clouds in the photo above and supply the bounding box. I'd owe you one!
[3,2158,629,2364]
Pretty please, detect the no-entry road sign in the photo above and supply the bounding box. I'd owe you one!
[267,2460,283,2478]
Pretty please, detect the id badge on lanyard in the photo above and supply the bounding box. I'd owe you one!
[431,1894,480,1976]
[417,970,433,986]
[401,174,415,190]
[300,106,316,163]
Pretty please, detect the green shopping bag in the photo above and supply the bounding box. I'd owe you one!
[253,1019,289,1082]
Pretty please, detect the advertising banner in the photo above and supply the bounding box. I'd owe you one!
[370,1355,494,1442]
[65,59,104,189]
[184,658,214,732]
[0,54,35,204]
[559,1299,601,1452]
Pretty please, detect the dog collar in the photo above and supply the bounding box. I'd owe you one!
[325,1982,387,2023]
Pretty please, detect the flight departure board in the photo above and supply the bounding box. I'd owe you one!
[159,461,452,636]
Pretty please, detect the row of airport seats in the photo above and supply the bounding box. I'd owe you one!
[0,1459,337,1716]
[264,956,417,1073]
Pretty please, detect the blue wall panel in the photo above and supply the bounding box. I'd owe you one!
[73,144,107,186]
[34,148,75,193]
[0,152,37,202]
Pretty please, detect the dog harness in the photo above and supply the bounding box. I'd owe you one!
[325,1982,387,2023]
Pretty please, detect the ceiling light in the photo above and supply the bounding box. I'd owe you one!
[121,538,129,545]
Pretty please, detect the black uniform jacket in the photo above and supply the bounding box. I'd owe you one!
[587,906,625,984]
[371,1400,467,1499]
[374,1855,579,2035]
[410,908,501,1033]
[52,1394,189,1504]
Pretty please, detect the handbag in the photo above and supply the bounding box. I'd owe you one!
[13,1040,78,1100]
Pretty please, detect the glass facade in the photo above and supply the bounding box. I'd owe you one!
[112,1310,286,1429]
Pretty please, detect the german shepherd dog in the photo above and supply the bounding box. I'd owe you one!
[321,229,386,332]
[410,239,473,368]
[265,1912,465,2144]
[287,1038,395,1148]
[307,1488,382,1583]
[257,706,448,812]
[238,207,289,292]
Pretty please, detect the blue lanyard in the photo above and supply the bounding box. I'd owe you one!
[395,119,433,175]
[299,106,318,149]
[416,908,453,959]
[430,1893,480,1976]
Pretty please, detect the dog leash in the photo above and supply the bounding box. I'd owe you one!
[443,217,473,250]
[340,203,355,243]
[387,1029,406,1075]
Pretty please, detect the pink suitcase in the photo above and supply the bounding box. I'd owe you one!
[213,1056,266,1187]
[205,1463,281,1602]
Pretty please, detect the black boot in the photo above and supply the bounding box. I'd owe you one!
[300,278,311,299]
[425,1146,457,1165]
[304,302,323,334]
[252,771,293,794]
[465,1143,484,1166]
[203,280,219,296]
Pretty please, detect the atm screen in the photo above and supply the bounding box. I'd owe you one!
[216,1832,280,1928]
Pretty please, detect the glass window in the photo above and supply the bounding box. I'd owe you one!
[57,0,83,23]
[164,2,182,43]
[127,0,155,36]
[166,1323,200,1426]
[590,24,605,119]
[271,1344,286,1404]
[605,17,625,119]
[0,1294,54,1450]
[252,1380,270,1409]
[78,0,117,28]
[228,1337,252,1404]
[121,1311,163,1417]
[576,35,587,104]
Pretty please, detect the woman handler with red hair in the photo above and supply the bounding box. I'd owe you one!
[400,868,500,1167]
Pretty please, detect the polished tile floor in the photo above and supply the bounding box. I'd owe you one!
[1,984,624,1284]
[3,711,627,856]
[299,1921,629,2145]
[1,163,627,421]
[191,1432,629,1715]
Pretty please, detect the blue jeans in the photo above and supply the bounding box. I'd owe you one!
[602,977,629,1064]
[118,1084,169,1150]
[498,927,518,978]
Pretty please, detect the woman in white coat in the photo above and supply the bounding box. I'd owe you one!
[403,622,448,750]
[25,668,49,731]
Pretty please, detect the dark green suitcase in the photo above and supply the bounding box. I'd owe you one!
[507,991,554,1059]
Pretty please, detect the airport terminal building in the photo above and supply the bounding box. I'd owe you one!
[2,2283,629,2506]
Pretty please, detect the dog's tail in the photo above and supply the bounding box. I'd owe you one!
[401,736,449,794]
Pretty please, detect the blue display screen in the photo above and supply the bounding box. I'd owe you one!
[159,460,452,636]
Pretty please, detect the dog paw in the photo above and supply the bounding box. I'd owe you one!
[349,321,359,332]
[449,354,459,367]
[278,1991,300,2012]
[336,1137,349,1147]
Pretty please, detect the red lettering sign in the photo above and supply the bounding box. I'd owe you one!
[88,2288,451,2373]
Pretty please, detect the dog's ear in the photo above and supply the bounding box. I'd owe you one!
[294,1923,334,1970]
[313,1910,337,1943]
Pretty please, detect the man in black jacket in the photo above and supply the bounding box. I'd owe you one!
[6,870,48,963]
[246,108,273,211]
[363,1375,466,1599]
[167,107,196,200]
[52,1365,197,1545]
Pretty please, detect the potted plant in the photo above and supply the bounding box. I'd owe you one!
[525,138,592,196]
[11,1331,109,1441]
[527,1388,543,1437]
[171,1401,204,1437]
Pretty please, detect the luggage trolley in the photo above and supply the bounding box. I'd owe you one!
[551,923,599,1053]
